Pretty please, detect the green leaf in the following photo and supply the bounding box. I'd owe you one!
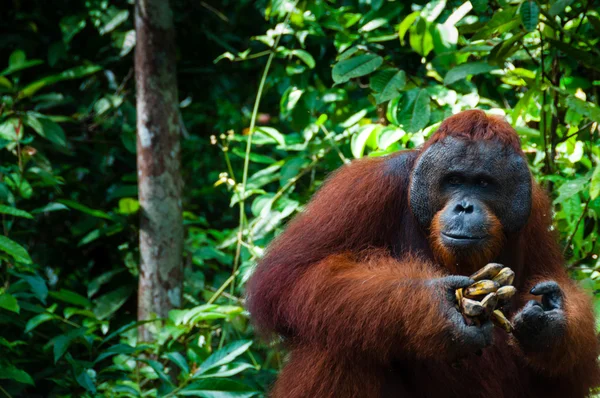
[471,0,488,13]
[9,50,26,66]
[99,10,129,35]
[398,12,420,45]
[60,15,87,44]
[95,343,151,363]
[377,127,406,150]
[88,269,125,298]
[53,327,87,363]
[141,359,173,385]
[409,18,434,56]
[0,337,20,350]
[25,312,54,333]
[93,285,133,320]
[195,340,253,376]
[340,109,368,128]
[0,235,32,264]
[472,7,519,41]
[351,125,379,158]
[57,199,113,220]
[432,24,458,54]
[549,0,574,16]
[118,198,140,215]
[171,305,244,325]
[514,126,540,137]
[332,54,383,84]
[0,292,20,313]
[421,0,447,21]
[0,362,34,385]
[20,65,102,98]
[396,89,431,133]
[49,289,92,308]
[24,112,67,146]
[370,69,406,104]
[5,173,33,199]
[20,274,48,303]
[488,33,526,65]
[76,369,96,393]
[0,76,12,89]
[100,320,156,345]
[565,97,600,123]
[196,362,254,379]
[116,30,136,57]
[444,62,498,85]
[31,202,69,213]
[590,165,600,200]
[0,118,20,141]
[0,50,43,76]
[0,204,33,219]
[231,148,275,164]
[554,176,589,204]
[291,49,315,69]
[180,379,258,398]
[280,87,304,116]
[520,1,539,32]
[254,127,286,146]
[360,18,388,32]
[166,352,190,375]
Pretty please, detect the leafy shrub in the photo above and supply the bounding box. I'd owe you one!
[0,0,599,396]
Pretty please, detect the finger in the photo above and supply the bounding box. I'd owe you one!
[530,281,560,295]
[514,300,543,324]
[523,299,543,309]
[445,276,475,290]
[463,321,494,349]
[522,303,544,321]
[531,281,563,310]
[480,321,494,346]
[546,308,566,323]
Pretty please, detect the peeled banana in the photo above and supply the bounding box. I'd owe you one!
[492,309,513,333]
[461,297,484,316]
[493,267,515,286]
[496,285,517,301]
[464,280,500,297]
[470,263,503,281]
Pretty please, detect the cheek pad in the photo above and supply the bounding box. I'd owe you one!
[409,145,446,228]
[498,155,532,232]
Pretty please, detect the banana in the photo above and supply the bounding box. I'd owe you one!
[455,287,463,304]
[461,298,484,316]
[492,267,515,286]
[464,280,499,298]
[492,309,513,333]
[496,285,517,301]
[469,263,503,281]
[452,264,517,334]
[480,292,498,314]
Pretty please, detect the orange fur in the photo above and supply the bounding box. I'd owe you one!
[429,205,504,274]
[508,184,600,387]
[246,111,600,397]
[423,109,523,154]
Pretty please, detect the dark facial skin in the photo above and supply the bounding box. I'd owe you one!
[409,137,532,252]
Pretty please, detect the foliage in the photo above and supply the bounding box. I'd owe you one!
[0,0,599,396]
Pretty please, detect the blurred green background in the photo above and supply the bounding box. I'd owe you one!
[0,0,599,396]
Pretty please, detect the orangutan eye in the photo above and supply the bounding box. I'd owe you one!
[448,176,462,185]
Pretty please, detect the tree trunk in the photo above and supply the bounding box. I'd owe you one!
[134,0,183,342]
